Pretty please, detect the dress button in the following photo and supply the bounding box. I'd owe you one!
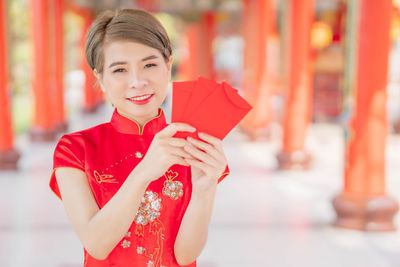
[135,151,143,159]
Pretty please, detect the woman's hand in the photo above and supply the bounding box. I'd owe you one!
[183,132,227,193]
[135,123,196,183]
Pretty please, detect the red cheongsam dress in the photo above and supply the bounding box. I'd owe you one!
[49,108,230,267]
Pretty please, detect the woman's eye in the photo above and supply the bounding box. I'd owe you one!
[145,63,157,68]
[113,68,125,73]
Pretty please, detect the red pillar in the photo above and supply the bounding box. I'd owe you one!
[178,12,215,80]
[30,0,58,141]
[80,10,104,113]
[0,0,20,169]
[201,11,216,80]
[240,0,273,139]
[276,0,314,169]
[52,0,67,132]
[66,3,103,113]
[135,0,160,12]
[333,0,398,231]
[178,23,199,80]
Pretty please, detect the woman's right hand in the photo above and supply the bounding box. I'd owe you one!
[135,123,196,183]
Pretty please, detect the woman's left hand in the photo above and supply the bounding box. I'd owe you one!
[183,132,227,193]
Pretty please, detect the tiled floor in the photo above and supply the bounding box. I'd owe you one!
[2,103,400,267]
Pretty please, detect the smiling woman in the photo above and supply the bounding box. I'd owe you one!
[49,8,229,267]
[86,9,173,126]
[94,40,172,126]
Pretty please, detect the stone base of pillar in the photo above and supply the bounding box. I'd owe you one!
[238,125,271,142]
[0,149,20,170]
[332,193,399,231]
[55,121,68,134]
[29,126,58,142]
[83,101,104,114]
[276,150,311,170]
[393,119,400,134]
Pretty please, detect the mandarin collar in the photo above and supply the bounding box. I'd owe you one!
[110,108,167,135]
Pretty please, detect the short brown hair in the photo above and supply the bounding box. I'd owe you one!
[85,9,172,74]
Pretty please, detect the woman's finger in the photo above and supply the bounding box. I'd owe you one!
[167,137,189,148]
[185,158,208,173]
[184,144,218,168]
[171,155,190,167]
[197,132,224,153]
[169,146,195,160]
[186,136,222,161]
[157,123,196,138]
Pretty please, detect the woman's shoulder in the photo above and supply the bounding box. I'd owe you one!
[57,122,112,147]
[63,122,112,137]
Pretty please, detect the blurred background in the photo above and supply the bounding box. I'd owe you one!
[1,0,400,266]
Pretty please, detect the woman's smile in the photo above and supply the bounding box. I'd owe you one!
[127,93,154,105]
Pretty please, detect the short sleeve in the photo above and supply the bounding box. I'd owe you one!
[217,165,230,184]
[49,134,86,200]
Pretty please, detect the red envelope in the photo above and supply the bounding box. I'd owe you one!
[181,77,218,121]
[171,77,252,140]
[186,82,252,139]
[171,80,195,122]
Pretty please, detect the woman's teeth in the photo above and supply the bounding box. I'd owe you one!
[130,94,152,101]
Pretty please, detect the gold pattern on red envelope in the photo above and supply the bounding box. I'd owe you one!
[162,170,183,200]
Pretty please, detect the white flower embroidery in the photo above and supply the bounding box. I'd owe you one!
[137,246,146,255]
[163,180,183,200]
[134,191,162,226]
[121,240,131,248]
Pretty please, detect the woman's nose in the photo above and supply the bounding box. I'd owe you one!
[129,71,148,89]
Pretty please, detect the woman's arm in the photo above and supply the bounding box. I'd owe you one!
[56,166,149,260]
[174,133,227,265]
[173,180,217,265]
[56,123,195,260]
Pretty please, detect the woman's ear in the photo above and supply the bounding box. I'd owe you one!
[93,69,105,92]
[167,56,174,80]
[93,69,100,79]
[167,56,174,71]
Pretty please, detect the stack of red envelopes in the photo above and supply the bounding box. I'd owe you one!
[171,77,252,140]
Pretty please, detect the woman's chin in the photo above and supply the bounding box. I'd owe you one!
[120,103,159,119]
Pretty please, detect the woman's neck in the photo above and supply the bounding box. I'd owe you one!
[117,108,159,128]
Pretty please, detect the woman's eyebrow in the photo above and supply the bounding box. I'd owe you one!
[141,55,158,61]
[108,55,158,68]
[108,61,127,68]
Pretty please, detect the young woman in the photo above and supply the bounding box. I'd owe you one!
[50,8,229,267]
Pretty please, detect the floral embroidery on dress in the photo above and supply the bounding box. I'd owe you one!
[121,240,131,248]
[93,170,118,184]
[135,191,162,226]
[132,190,167,267]
[162,170,183,200]
[137,246,146,255]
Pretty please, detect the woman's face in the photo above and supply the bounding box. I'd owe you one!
[96,40,173,125]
